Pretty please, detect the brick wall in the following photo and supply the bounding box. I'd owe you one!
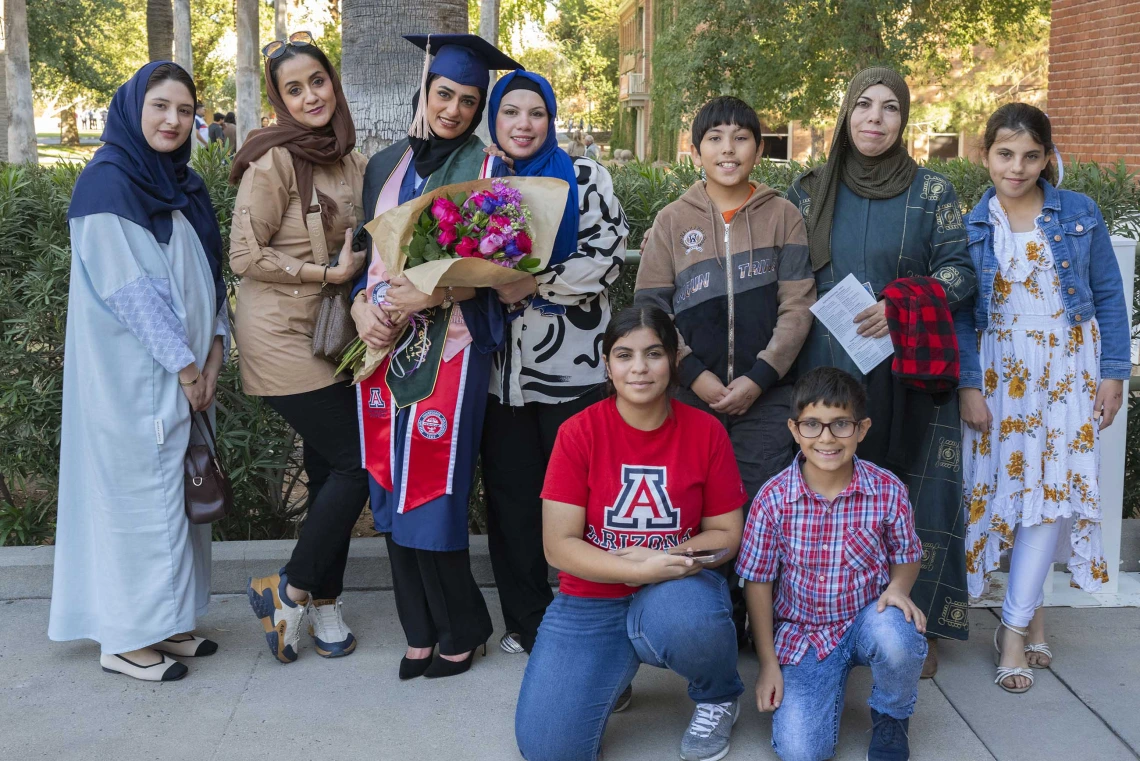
[1048,0,1140,171]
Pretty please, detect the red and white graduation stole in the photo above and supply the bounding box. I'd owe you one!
[357,347,471,514]
[355,153,497,513]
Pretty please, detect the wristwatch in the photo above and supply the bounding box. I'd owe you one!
[440,286,455,310]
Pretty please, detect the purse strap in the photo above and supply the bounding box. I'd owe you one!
[306,184,331,267]
[191,411,219,454]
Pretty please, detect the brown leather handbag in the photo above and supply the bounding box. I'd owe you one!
[184,412,234,525]
[307,185,357,361]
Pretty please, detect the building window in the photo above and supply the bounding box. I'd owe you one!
[761,124,790,161]
[928,133,960,160]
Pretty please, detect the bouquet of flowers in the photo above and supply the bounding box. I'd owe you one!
[405,181,543,273]
[338,175,570,383]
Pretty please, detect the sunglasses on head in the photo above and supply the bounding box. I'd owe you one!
[262,31,314,59]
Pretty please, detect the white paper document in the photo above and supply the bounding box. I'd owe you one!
[809,274,894,375]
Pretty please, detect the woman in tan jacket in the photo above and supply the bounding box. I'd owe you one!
[228,33,368,664]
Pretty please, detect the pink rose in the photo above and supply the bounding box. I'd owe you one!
[479,233,506,255]
[430,197,459,222]
[516,231,533,254]
[437,227,458,247]
[455,236,480,258]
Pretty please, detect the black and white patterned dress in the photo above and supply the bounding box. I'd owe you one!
[491,158,630,405]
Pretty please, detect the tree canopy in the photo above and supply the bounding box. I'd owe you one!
[652,0,1052,132]
[28,0,147,108]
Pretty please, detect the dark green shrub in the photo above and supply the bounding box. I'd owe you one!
[0,144,307,545]
[2,150,1139,545]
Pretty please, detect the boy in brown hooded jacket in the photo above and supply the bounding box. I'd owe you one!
[635,96,816,502]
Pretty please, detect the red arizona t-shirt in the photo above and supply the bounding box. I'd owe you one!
[541,397,747,598]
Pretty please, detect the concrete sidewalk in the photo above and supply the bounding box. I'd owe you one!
[2,589,1137,761]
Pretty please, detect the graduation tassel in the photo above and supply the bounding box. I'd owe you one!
[408,34,433,140]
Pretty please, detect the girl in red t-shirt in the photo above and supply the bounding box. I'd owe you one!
[515,305,748,761]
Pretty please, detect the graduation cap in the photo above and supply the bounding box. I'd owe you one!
[404,33,523,139]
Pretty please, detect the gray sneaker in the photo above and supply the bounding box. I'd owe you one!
[680,699,739,761]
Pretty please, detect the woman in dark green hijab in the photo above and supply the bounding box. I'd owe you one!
[786,67,977,674]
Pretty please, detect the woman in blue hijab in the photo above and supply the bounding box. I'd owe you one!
[49,62,228,682]
[480,70,630,657]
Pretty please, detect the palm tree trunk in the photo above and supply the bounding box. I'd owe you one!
[173,0,193,78]
[275,0,288,42]
[474,0,498,143]
[235,0,261,146]
[0,1,9,163]
[341,0,468,156]
[5,0,38,164]
[147,0,174,62]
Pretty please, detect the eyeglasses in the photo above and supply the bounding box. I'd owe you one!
[793,419,860,439]
[262,31,314,59]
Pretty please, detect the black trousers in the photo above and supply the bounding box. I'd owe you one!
[481,388,603,652]
[386,536,492,655]
[265,382,370,599]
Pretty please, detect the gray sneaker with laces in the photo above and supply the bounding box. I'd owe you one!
[680,699,739,761]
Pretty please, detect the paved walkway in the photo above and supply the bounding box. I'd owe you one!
[2,591,1137,761]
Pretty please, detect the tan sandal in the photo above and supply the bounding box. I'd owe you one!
[993,620,1034,693]
[921,638,938,679]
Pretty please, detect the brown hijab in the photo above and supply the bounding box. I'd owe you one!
[800,67,917,271]
[229,47,356,230]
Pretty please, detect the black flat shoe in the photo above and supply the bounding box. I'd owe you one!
[399,655,433,680]
[423,643,486,679]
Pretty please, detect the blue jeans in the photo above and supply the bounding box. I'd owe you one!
[772,602,928,761]
[515,570,744,761]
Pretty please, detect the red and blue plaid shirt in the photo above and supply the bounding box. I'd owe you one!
[735,455,922,665]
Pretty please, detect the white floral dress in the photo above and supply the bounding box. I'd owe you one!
[962,203,1107,596]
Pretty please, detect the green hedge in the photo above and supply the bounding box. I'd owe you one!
[2,147,1139,545]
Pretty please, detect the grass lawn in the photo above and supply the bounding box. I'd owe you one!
[36,132,102,139]
[38,144,97,164]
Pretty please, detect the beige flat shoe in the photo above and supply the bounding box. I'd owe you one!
[100,652,188,682]
[153,634,219,658]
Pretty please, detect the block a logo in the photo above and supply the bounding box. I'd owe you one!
[604,465,679,531]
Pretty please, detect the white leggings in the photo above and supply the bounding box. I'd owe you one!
[1002,520,1065,628]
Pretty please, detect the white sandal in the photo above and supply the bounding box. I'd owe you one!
[1024,641,1053,669]
[993,620,1034,694]
[100,652,188,682]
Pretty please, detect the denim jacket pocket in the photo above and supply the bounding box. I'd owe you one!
[1060,213,1099,238]
[843,526,882,573]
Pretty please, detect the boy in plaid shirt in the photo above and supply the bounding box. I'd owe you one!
[736,367,927,761]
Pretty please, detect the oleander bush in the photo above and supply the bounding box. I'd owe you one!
[2,147,1139,545]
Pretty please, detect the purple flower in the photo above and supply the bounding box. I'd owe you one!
[505,240,521,258]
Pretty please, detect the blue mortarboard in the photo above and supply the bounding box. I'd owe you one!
[403,34,523,91]
[404,33,523,139]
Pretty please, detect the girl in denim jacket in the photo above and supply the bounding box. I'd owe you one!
[955,104,1129,694]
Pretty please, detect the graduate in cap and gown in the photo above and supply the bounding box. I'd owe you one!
[350,34,521,680]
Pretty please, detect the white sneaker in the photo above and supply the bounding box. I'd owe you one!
[308,597,357,658]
